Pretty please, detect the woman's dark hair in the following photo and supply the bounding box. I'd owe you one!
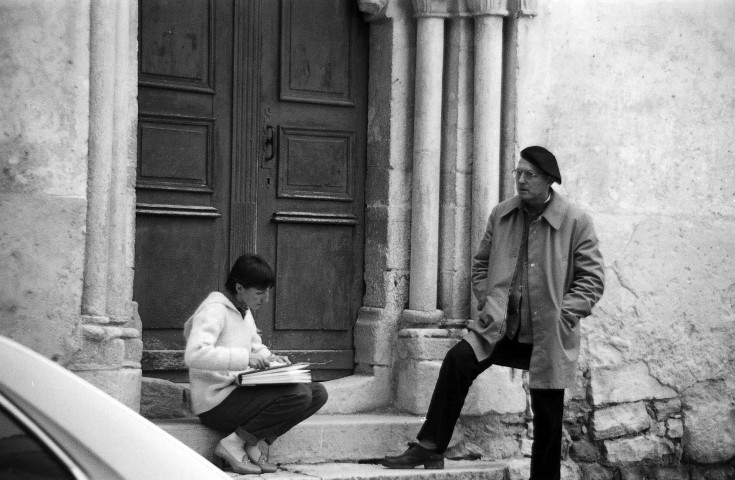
[225,254,275,294]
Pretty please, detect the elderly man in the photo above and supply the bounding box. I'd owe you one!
[382,146,605,480]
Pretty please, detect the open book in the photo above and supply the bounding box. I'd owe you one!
[235,362,312,386]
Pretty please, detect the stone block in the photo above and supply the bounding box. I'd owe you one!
[124,337,143,365]
[270,414,424,463]
[654,398,682,419]
[354,307,397,365]
[396,358,525,416]
[288,461,506,480]
[592,401,651,440]
[396,328,462,361]
[619,466,647,480]
[69,332,126,369]
[570,439,598,462]
[155,418,223,457]
[682,379,735,463]
[590,363,677,406]
[521,437,533,457]
[603,435,674,465]
[446,429,520,462]
[506,458,531,480]
[140,377,191,419]
[383,269,410,307]
[364,268,409,311]
[564,399,591,425]
[560,459,582,480]
[569,373,587,401]
[649,466,689,480]
[75,367,141,411]
[464,366,527,416]
[562,426,573,459]
[396,360,441,414]
[690,465,735,480]
[320,368,391,414]
[365,165,391,204]
[579,463,614,480]
[666,418,683,439]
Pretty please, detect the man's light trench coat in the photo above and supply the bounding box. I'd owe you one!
[466,192,605,389]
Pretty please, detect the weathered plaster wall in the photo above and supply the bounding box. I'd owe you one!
[0,0,140,410]
[0,1,90,361]
[515,0,735,470]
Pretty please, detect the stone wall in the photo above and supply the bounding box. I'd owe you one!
[514,0,735,474]
[417,0,735,476]
[390,0,734,475]
[0,0,141,409]
[0,1,90,361]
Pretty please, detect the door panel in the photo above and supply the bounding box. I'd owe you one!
[257,0,368,380]
[277,126,355,201]
[273,222,354,331]
[136,0,367,382]
[280,1,353,105]
[138,0,213,91]
[135,0,232,355]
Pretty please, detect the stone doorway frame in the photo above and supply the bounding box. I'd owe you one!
[77,0,535,414]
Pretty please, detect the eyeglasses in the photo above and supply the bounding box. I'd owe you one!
[511,169,544,181]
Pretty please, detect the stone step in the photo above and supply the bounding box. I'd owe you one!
[156,413,426,464]
[254,459,523,480]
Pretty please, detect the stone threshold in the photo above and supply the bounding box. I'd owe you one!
[225,459,524,480]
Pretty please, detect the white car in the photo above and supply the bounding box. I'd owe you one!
[0,335,231,479]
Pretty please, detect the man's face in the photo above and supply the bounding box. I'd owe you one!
[514,158,552,205]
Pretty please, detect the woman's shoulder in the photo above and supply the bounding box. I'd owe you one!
[184,292,242,339]
[189,293,240,324]
[195,292,237,312]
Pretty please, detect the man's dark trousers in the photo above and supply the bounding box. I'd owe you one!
[416,338,565,480]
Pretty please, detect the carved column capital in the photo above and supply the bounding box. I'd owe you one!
[518,0,538,17]
[466,0,508,16]
[412,0,449,18]
[357,0,390,22]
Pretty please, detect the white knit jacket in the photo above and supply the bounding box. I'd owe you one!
[183,292,272,415]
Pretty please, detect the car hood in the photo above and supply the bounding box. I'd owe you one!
[0,336,230,480]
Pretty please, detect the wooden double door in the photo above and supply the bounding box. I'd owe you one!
[135,0,368,381]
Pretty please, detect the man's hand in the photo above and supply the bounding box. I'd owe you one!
[478,300,493,326]
[249,351,271,370]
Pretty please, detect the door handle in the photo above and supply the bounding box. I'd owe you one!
[263,125,276,162]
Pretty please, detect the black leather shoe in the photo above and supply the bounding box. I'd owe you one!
[380,442,444,469]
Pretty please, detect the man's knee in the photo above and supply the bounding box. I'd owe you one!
[443,340,477,369]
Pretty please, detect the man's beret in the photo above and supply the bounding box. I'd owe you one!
[520,146,561,184]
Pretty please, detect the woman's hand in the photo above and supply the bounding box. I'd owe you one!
[249,351,271,370]
[269,355,291,366]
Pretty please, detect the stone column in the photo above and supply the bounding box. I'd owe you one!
[501,0,538,199]
[74,0,141,410]
[438,14,474,321]
[403,0,447,326]
[82,0,117,321]
[468,0,508,316]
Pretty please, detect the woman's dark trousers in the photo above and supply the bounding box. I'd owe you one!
[199,382,328,445]
[416,339,564,480]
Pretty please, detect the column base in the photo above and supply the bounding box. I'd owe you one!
[402,308,444,327]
